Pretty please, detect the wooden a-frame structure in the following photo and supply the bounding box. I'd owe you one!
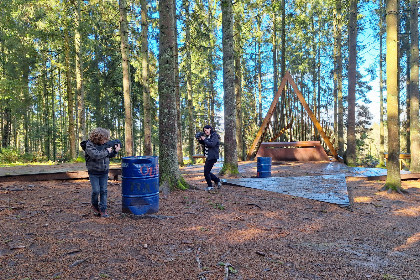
[246,71,340,161]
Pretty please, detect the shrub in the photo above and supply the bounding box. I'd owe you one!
[0,148,19,163]
[0,148,48,164]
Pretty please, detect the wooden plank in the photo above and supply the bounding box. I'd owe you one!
[260,141,323,148]
[0,168,121,182]
[192,154,206,159]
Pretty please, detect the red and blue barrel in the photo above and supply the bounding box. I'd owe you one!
[121,156,159,215]
[257,157,272,178]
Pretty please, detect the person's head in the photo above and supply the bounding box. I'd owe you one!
[89,128,110,145]
[203,125,213,136]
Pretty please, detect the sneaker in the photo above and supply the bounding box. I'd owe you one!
[91,205,100,217]
[216,181,222,189]
[100,210,109,218]
[206,186,218,194]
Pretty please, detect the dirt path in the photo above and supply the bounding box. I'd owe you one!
[1,161,419,279]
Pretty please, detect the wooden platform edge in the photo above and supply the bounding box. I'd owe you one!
[366,173,420,181]
[0,168,121,182]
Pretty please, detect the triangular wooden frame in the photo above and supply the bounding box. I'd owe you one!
[246,71,339,161]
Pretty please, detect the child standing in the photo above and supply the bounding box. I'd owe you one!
[84,128,121,217]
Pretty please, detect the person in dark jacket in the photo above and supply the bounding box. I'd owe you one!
[197,125,221,193]
[85,128,121,217]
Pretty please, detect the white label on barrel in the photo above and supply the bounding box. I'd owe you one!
[121,162,129,168]
[134,163,148,169]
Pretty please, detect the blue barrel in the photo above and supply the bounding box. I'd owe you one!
[121,156,159,215]
[257,157,272,178]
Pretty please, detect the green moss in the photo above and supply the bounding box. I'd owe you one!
[381,183,408,194]
[160,173,190,191]
[375,162,386,168]
[220,162,239,176]
[176,176,189,190]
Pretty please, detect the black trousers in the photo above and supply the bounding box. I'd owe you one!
[204,158,219,187]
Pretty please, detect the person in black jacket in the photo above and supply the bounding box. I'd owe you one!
[197,125,221,193]
[84,128,121,217]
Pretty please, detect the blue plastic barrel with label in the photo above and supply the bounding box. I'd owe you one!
[121,156,159,215]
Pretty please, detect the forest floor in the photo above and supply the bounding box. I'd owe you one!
[0,160,419,280]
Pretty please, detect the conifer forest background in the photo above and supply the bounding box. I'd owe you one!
[0,0,419,186]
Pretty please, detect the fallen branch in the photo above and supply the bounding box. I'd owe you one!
[196,247,202,270]
[69,259,86,267]
[247,203,262,209]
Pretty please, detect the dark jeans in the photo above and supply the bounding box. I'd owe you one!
[89,173,108,212]
[204,158,219,187]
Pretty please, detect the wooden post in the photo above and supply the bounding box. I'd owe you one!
[246,73,289,159]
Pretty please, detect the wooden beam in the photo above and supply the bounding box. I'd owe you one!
[246,74,289,159]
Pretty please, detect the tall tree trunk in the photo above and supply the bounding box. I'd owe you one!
[183,0,194,163]
[22,63,30,153]
[159,0,187,190]
[43,57,50,159]
[51,66,57,162]
[257,23,262,126]
[280,0,286,78]
[334,0,344,157]
[208,1,216,127]
[221,0,238,174]
[384,0,402,190]
[119,0,133,156]
[311,17,318,140]
[405,11,411,154]
[379,0,385,167]
[174,0,183,166]
[273,12,279,131]
[234,12,243,161]
[64,30,76,160]
[141,0,152,156]
[409,0,420,172]
[317,49,321,128]
[74,0,86,150]
[2,103,11,148]
[0,43,6,148]
[93,33,102,127]
[346,0,357,166]
[279,0,286,136]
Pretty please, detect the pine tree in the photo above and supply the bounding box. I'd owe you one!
[119,0,133,156]
[383,0,402,192]
[158,0,188,190]
[409,0,420,172]
[346,0,357,166]
[221,0,238,175]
